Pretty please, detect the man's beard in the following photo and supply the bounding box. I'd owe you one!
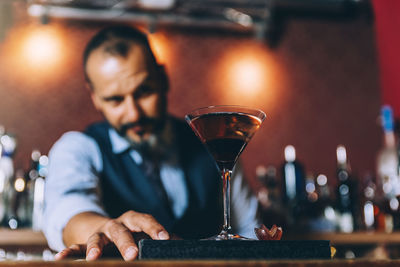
[117,116,166,143]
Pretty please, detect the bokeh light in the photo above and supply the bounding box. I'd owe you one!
[227,54,269,95]
[1,22,68,88]
[21,26,63,68]
[213,41,283,108]
[14,177,25,193]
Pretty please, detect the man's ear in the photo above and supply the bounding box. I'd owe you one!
[90,91,101,111]
[157,64,169,92]
[85,82,100,111]
[85,81,92,92]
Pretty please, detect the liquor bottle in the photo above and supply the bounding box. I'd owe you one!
[2,171,24,230]
[256,165,279,208]
[377,105,400,199]
[32,154,47,231]
[0,129,17,228]
[305,173,318,204]
[281,145,305,225]
[335,145,357,233]
[376,105,400,230]
[0,125,6,222]
[361,173,378,231]
[282,145,305,202]
[256,165,286,229]
[304,173,320,230]
[13,169,29,227]
[26,150,48,231]
[24,150,40,228]
[308,174,337,232]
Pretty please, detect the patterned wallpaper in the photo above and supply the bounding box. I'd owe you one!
[0,14,381,192]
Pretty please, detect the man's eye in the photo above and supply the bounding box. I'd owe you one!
[135,85,157,98]
[104,96,124,103]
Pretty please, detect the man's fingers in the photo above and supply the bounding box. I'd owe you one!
[55,244,86,260]
[91,211,169,261]
[85,233,108,261]
[104,220,138,261]
[121,211,169,240]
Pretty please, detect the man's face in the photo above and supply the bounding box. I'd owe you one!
[86,44,167,143]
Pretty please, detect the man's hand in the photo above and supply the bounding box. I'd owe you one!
[55,210,170,261]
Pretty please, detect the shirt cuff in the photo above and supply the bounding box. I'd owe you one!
[42,194,107,252]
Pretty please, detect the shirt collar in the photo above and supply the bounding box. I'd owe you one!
[109,128,131,154]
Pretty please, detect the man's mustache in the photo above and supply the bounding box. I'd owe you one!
[119,117,160,136]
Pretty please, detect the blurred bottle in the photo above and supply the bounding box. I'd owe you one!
[361,173,381,231]
[0,130,17,181]
[304,173,319,216]
[0,125,6,222]
[316,174,332,204]
[376,105,400,230]
[377,105,400,197]
[256,165,279,208]
[24,150,40,228]
[256,165,286,229]
[335,145,357,233]
[305,173,318,201]
[1,170,24,230]
[281,145,306,226]
[13,169,28,228]
[0,129,17,228]
[308,174,337,232]
[282,145,305,202]
[26,150,47,231]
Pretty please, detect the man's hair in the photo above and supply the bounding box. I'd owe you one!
[83,25,158,85]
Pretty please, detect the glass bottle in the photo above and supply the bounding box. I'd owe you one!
[281,145,306,227]
[335,145,357,233]
[376,105,400,230]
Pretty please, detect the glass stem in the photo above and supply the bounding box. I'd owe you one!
[222,169,232,233]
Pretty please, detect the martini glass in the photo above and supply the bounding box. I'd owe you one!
[185,105,266,240]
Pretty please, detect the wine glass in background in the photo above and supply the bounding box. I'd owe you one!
[185,105,266,240]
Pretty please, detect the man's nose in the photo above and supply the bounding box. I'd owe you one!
[124,96,142,122]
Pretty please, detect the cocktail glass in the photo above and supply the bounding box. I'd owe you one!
[185,105,266,240]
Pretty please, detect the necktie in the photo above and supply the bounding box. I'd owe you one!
[140,151,174,217]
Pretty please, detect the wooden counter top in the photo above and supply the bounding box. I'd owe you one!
[287,231,400,245]
[0,228,399,246]
[0,259,398,267]
[0,229,47,246]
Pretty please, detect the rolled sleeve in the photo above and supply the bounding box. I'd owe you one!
[44,194,107,251]
[42,132,105,251]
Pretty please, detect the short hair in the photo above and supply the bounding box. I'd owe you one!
[83,25,158,85]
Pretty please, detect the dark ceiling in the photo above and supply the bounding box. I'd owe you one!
[0,0,371,44]
[26,0,372,29]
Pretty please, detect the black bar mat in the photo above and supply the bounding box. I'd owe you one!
[138,240,331,260]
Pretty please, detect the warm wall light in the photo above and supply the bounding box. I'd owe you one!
[1,22,69,89]
[21,26,63,69]
[228,57,268,96]
[213,42,282,108]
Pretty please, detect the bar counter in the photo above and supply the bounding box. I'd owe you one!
[1,229,400,263]
[4,229,400,247]
[0,259,399,267]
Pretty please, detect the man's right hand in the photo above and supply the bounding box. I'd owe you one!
[55,210,170,261]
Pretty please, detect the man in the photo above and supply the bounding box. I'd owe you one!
[42,25,259,261]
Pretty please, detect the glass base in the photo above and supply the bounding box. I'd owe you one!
[203,230,252,240]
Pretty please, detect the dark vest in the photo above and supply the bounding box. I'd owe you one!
[84,118,222,238]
